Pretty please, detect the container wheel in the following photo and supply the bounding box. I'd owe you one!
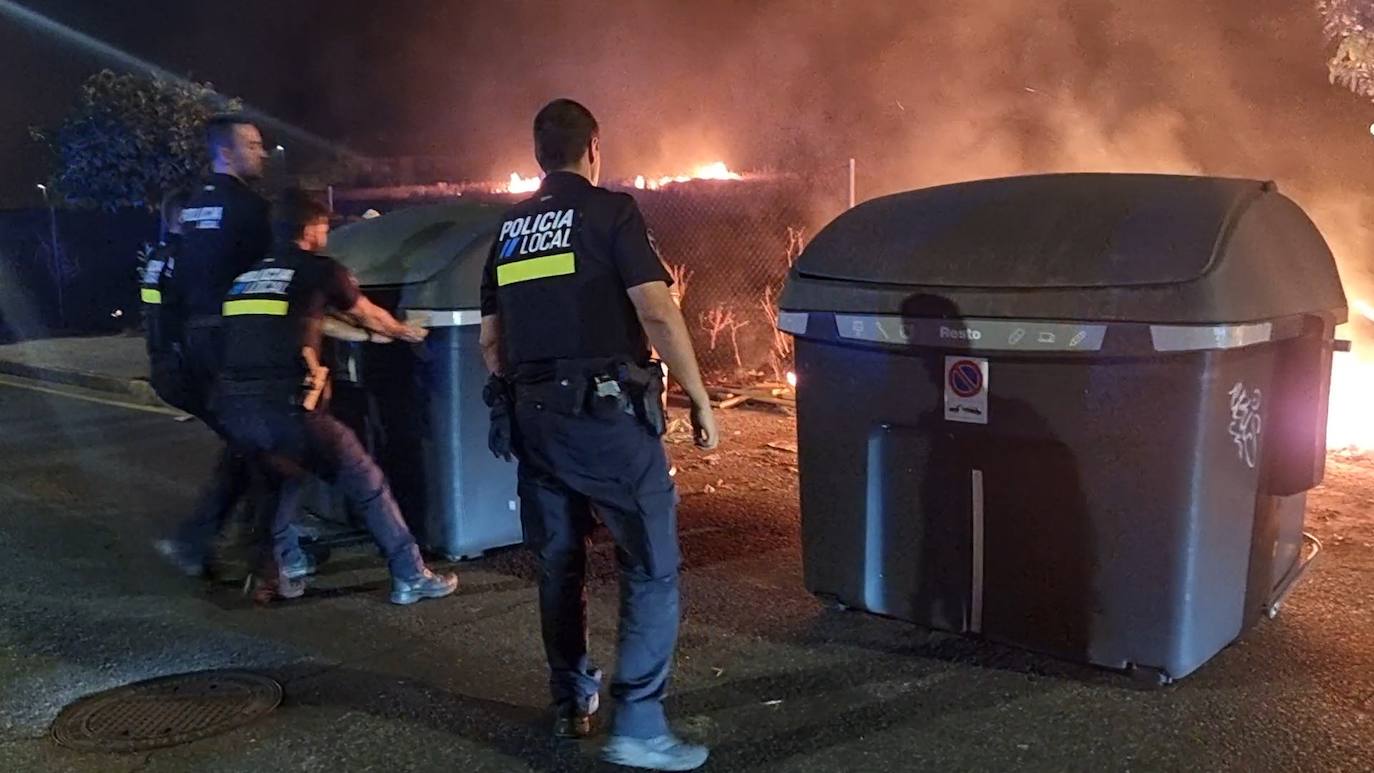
[1127,664,1172,689]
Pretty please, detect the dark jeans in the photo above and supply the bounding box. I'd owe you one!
[513,396,681,740]
[216,395,425,581]
[172,325,249,561]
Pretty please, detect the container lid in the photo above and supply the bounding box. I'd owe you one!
[783,174,1346,325]
[800,174,1264,288]
[327,201,504,308]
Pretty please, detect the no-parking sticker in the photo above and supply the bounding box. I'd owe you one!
[945,357,989,425]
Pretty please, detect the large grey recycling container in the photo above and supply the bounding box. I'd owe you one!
[325,201,521,560]
[778,174,1346,682]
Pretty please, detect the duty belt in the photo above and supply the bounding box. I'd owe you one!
[508,357,666,436]
[216,377,300,397]
[185,314,223,329]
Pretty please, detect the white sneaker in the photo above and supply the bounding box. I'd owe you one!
[600,734,709,771]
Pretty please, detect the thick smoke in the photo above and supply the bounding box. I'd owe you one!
[8,1,1373,294]
[341,1,1372,296]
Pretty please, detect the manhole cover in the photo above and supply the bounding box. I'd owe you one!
[51,670,281,752]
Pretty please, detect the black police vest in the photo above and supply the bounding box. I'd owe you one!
[490,176,654,366]
[220,249,359,386]
[176,174,271,319]
[140,239,180,357]
[219,255,311,383]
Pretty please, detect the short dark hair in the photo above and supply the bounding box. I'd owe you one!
[533,99,599,173]
[205,114,255,155]
[272,188,331,245]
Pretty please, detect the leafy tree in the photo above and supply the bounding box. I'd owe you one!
[1319,1,1374,98]
[30,70,240,211]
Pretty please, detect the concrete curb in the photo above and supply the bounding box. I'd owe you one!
[0,359,166,408]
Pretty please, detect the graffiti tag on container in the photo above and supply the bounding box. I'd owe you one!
[1228,382,1263,469]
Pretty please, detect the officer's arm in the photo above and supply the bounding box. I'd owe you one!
[322,313,383,343]
[338,296,427,343]
[626,281,709,409]
[479,315,505,376]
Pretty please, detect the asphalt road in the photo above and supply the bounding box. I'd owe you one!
[0,376,1371,772]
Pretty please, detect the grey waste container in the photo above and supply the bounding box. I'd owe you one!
[324,201,522,560]
[778,174,1346,682]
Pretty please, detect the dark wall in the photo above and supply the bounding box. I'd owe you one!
[0,208,156,343]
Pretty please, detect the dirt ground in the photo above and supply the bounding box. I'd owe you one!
[1307,450,1374,554]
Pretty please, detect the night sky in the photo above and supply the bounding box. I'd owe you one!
[2,0,1373,240]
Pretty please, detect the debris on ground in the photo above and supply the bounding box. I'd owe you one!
[674,383,797,411]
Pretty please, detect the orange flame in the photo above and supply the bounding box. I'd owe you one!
[495,162,744,194]
[496,172,542,194]
[1327,299,1374,450]
[632,161,745,190]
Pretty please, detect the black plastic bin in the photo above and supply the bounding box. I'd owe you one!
[777,174,1346,681]
[323,201,521,560]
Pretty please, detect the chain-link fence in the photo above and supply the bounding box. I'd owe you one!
[632,174,843,383]
[337,167,850,384]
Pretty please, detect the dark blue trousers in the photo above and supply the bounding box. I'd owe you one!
[216,396,425,582]
[172,327,252,563]
[513,395,681,740]
[171,328,302,567]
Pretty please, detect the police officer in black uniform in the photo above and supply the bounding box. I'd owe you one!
[155,116,306,579]
[480,99,718,771]
[216,190,459,604]
[141,189,193,412]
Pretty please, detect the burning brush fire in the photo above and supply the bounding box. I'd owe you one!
[502,172,542,194]
[633,162,744,190]
[494,161,745,194]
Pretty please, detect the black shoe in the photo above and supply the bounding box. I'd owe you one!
[389,568,458,605]
[554,693,599,739]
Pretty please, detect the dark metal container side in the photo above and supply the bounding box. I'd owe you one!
[415,325,522,559]
[794,331,1294,679]
[331,288,520,560]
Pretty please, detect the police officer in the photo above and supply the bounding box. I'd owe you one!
[141,189,193,412]
[155,115,307,580]
[480,99,717,771]
[216,190,458,605]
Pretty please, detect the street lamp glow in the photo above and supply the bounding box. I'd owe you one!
[35,183,46,192]
[274,145,285,153]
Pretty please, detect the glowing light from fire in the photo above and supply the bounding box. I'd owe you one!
[1354,298,1374,323]
[496,172,542,194]
[786,370,797,389]
[1327,298,1374,450]
[632,161,744,190]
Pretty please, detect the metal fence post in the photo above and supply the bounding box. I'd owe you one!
[848,158,856,209]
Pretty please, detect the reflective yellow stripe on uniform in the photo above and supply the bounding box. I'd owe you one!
[496,252,576,286]
[223,299,289,316]
[140,288,162,304]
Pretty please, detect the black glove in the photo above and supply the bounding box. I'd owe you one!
[483,375,515,462]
